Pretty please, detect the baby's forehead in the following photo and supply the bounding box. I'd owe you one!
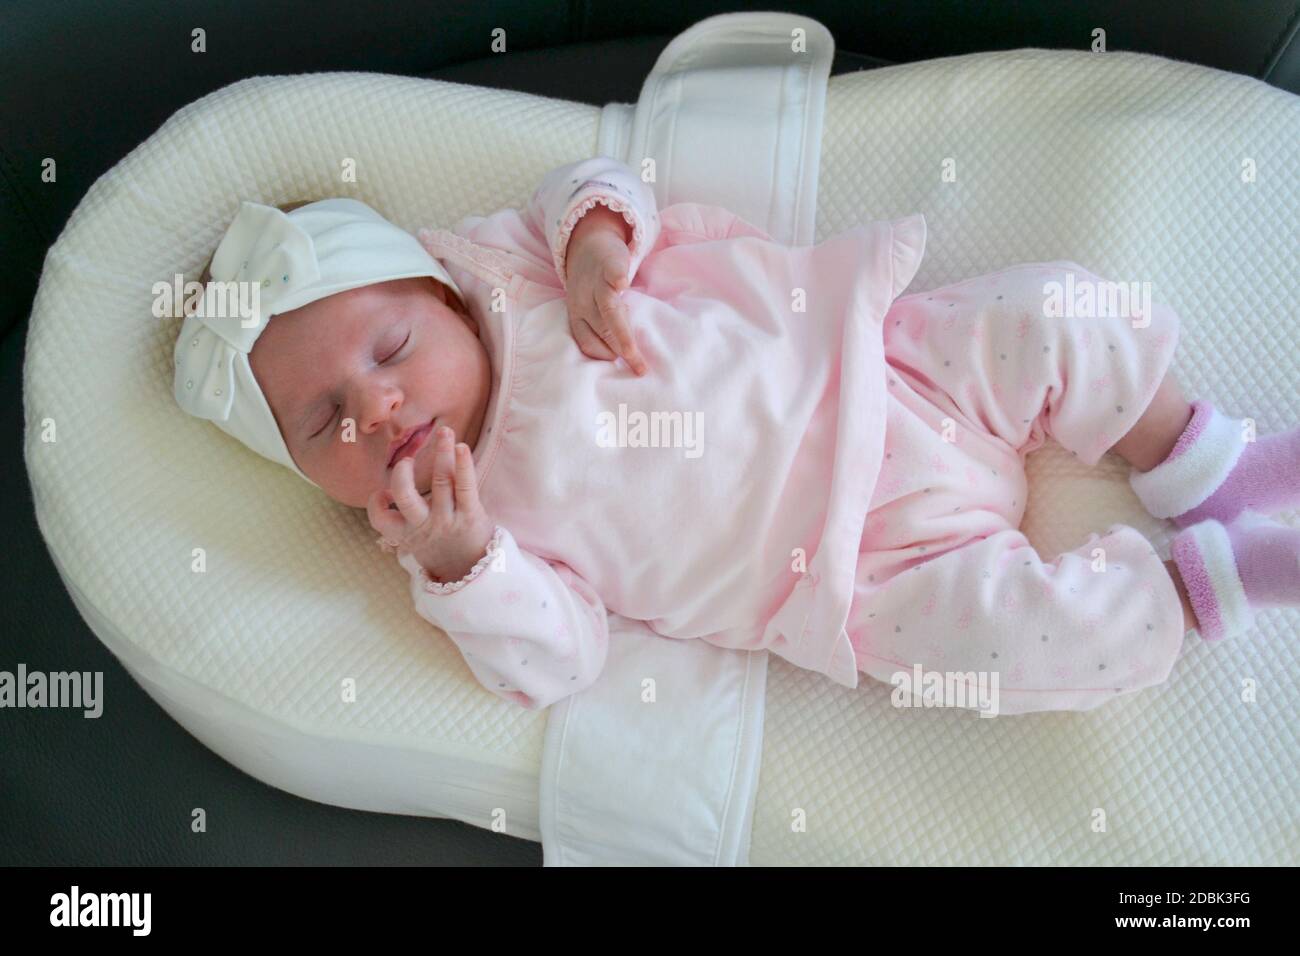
[257,279,416,370]
[318,277,432,319]
[318,280,404,314]
[282,281,405,335]
[258,276,436,366]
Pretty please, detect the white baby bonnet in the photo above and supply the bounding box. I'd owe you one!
[172,198,465,486]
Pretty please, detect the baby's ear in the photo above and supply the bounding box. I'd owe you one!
[434,279,477,335]
[431,277,468,314]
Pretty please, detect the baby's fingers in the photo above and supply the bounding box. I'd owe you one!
[592,295,646,376]
[390,457,430,528]
[600,248,631,293]
[451,443,482,514]
[427,427,457,520]
[367,488,406,543]
[569,315,617,361]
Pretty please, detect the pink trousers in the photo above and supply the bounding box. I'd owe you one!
[848,261,1188,715]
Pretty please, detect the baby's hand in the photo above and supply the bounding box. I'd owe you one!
[367,426,496,583]
[564,207,648,376]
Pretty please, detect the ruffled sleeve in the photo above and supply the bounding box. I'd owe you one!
[525,156,663,288]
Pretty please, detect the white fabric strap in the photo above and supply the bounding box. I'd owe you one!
[539,9,834,866]
[539,620,768,865]
[616,10,833,246]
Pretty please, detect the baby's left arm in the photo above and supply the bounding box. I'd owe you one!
[443,156,662,294]
[526,156,662,289]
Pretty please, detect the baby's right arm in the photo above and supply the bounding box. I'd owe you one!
[370,420,609,712]
[391,528,610,711]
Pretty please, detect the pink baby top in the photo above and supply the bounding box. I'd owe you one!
[390,156,927,710]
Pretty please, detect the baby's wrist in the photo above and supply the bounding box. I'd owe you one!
[416,525,502,590]
[420,554,476,583]
[570,205,631,246]
[421,563,467,584]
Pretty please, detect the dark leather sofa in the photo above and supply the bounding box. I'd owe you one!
[4,0,1299,865]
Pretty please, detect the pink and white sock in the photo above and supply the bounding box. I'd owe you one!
[1129,400,1300,526]
[1170,511,1300,641]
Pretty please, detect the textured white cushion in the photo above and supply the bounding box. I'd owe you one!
[25,49,1300,864]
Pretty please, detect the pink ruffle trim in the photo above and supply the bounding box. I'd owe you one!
[553,190,644,284]
[376,525,506,595]
[416,227,517,287]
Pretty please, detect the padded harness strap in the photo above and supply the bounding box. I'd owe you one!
[539,10,834,867]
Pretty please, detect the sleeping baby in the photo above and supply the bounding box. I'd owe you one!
[173,156,1300,715]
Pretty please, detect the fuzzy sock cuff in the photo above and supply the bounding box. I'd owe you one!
[1170,519,1255,641]
[1129,401,1245,519]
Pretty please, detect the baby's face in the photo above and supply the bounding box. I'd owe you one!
[250,277,491,509]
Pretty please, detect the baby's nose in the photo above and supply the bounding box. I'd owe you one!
[361,389,402,432]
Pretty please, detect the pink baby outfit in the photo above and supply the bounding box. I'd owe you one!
[391,156,1189,716]
[849,264,1186,714]
[394,155,925,709]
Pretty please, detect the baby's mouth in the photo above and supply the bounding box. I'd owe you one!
[387,418,436,468]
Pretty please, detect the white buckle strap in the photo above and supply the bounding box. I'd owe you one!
[541,11,834,866]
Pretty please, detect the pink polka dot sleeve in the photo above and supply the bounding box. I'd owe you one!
[393,526,610,710]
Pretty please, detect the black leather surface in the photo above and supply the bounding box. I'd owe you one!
[4,1,1299,866]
